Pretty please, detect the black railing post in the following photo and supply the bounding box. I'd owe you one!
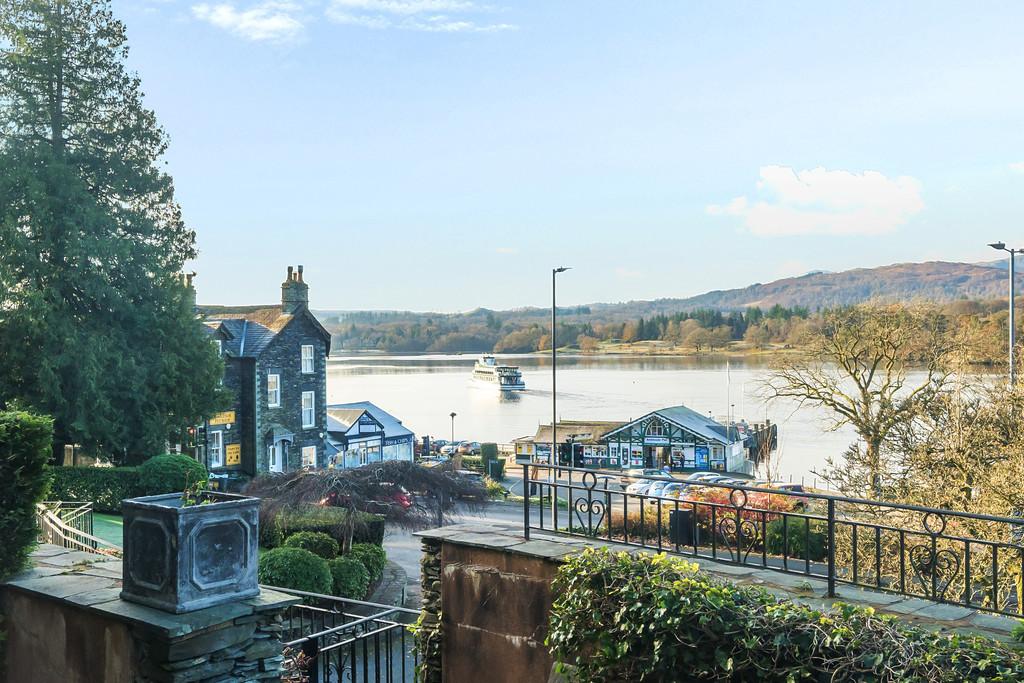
[827,497,837,598]
[523,463,530,540]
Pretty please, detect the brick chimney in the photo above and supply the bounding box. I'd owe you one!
[281,264,309,314]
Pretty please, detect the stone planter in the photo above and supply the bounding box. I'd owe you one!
[120,491,260,613]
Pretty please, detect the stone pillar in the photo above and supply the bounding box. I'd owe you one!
[418,538,443,683]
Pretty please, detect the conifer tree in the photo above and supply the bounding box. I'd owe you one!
[0,0,225,462]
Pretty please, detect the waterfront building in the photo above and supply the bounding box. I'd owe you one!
[326,401,415,468]
[197,265,331,480]
[515,404,770,475]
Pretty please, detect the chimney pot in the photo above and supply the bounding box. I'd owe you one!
[287,266,294,280]
[297,265,304,282]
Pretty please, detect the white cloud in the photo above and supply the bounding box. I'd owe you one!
[1010,162,1024,173]
[495,246,519,255]
[192,1,304,42]
[707,165,924,237]
[325,0,515,32]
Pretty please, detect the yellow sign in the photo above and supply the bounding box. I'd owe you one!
[226,444,241,466]
[209,411,235,426]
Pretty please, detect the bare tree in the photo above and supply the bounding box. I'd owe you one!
[762,304,953,497]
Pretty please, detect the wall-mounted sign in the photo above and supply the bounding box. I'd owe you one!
[209,411,235,426]
[226,443,241,466]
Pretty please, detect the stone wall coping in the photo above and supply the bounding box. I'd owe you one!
[416,523,1022,642]
[3,545,299,639]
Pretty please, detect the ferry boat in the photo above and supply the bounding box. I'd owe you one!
[472,355,526,391]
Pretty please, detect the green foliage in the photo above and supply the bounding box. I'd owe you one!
[259,518,284,548]
[328,556,369,599]
[482,475,507,499]
[0,411,52,580]
[550,548,1024,682]
[460,455,483,470]
[348,543,387,583]
[257,547,332,595]
[137,454,208,497]
[764,517,828,562]
[49,466,140,513]
[0,0,227,463]
[283,531,339,559]
[480,443,498,461]
[272,507,385,548]
[1013,621,1024,644]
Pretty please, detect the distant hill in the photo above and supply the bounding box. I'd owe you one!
[315,260,1022,327]
[585,261,1021,317]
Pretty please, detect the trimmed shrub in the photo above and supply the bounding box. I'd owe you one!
[49,466,140,513]
[0,411,52,580]
[137,454,207,496]
[550,547,1024,682]
[349,543,387,583]
[259,518,284,548]
[283,531,339,559]
[270,507,385,549]
[328,556,369,599]
[257,547,331,594]
[480,442,498,461]
[460,455,483,471]
[765,517,828,562]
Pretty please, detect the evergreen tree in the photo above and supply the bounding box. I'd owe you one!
[0,0,225,462]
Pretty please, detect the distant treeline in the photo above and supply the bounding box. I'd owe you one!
[321,298,1015,364]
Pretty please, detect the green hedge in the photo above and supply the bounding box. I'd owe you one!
[549,548,1024,682]
[138,454,208,496]
[269,507,385,549]
[349,543,387,583]
[49,466,139,513]
[0,411,52,580]
[283,531,339,559]
[764,517,827,562]
[258,547,332,595]
[49,454,207,513]
[328,556,369,599]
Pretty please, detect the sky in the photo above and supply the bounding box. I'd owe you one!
[113,0,1024,312]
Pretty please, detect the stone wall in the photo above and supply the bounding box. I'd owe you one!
[415,522,1023,683]
[2,545,299,683]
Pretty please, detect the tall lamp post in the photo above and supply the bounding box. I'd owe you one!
[989,242,1021,386]
[449,412,456,444]
[551,267,571,466]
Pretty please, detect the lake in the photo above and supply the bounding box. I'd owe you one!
[326,352,859,481]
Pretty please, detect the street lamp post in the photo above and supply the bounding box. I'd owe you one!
[989,242,1021,386]
[449,412,456,444]
[551,266,570,520]
[551,267,571,465]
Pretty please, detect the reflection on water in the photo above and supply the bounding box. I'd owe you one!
[326,352,855,479]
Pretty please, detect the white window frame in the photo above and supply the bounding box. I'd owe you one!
[268,444,282,473]
[647,423,665,437]
[302,445,317,468]
[267,374,281,408]
[214,339,223,356]
[301,345,314,374]
[301,391,315,428]
[209,431,223,468]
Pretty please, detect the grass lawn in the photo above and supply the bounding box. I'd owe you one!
[93,513,124,546]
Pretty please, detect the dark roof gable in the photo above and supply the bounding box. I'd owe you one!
[198,305,331,358]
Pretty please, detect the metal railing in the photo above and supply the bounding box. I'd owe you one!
[36,501,122,557]
[523,463,1024,617]
[275,588,419,682]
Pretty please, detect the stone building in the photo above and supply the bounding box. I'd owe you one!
[197,265,331,480]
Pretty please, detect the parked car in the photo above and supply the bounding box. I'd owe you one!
[457,441,482,455]
[653,482,688,500]
[621,468,673,485]
[322,484,413,512]
[625,480,654,495]
[439,441,464,455]
[643,480,672,498]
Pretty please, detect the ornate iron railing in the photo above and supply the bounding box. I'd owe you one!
[36,501,122,557]
[522,464,1024,617]
[275,588,418,682]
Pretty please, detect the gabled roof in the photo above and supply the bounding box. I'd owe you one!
[198,304,331,357]
[326,409,374,432]
[529,420,626,445]
[327,401,414,438]
[605,405,736,445]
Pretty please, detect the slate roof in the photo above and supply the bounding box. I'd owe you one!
[529,421,627,445]
[602,404,736,444]
[326,409,370,432]
[198,304,331,357]
[327,402,414,439]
